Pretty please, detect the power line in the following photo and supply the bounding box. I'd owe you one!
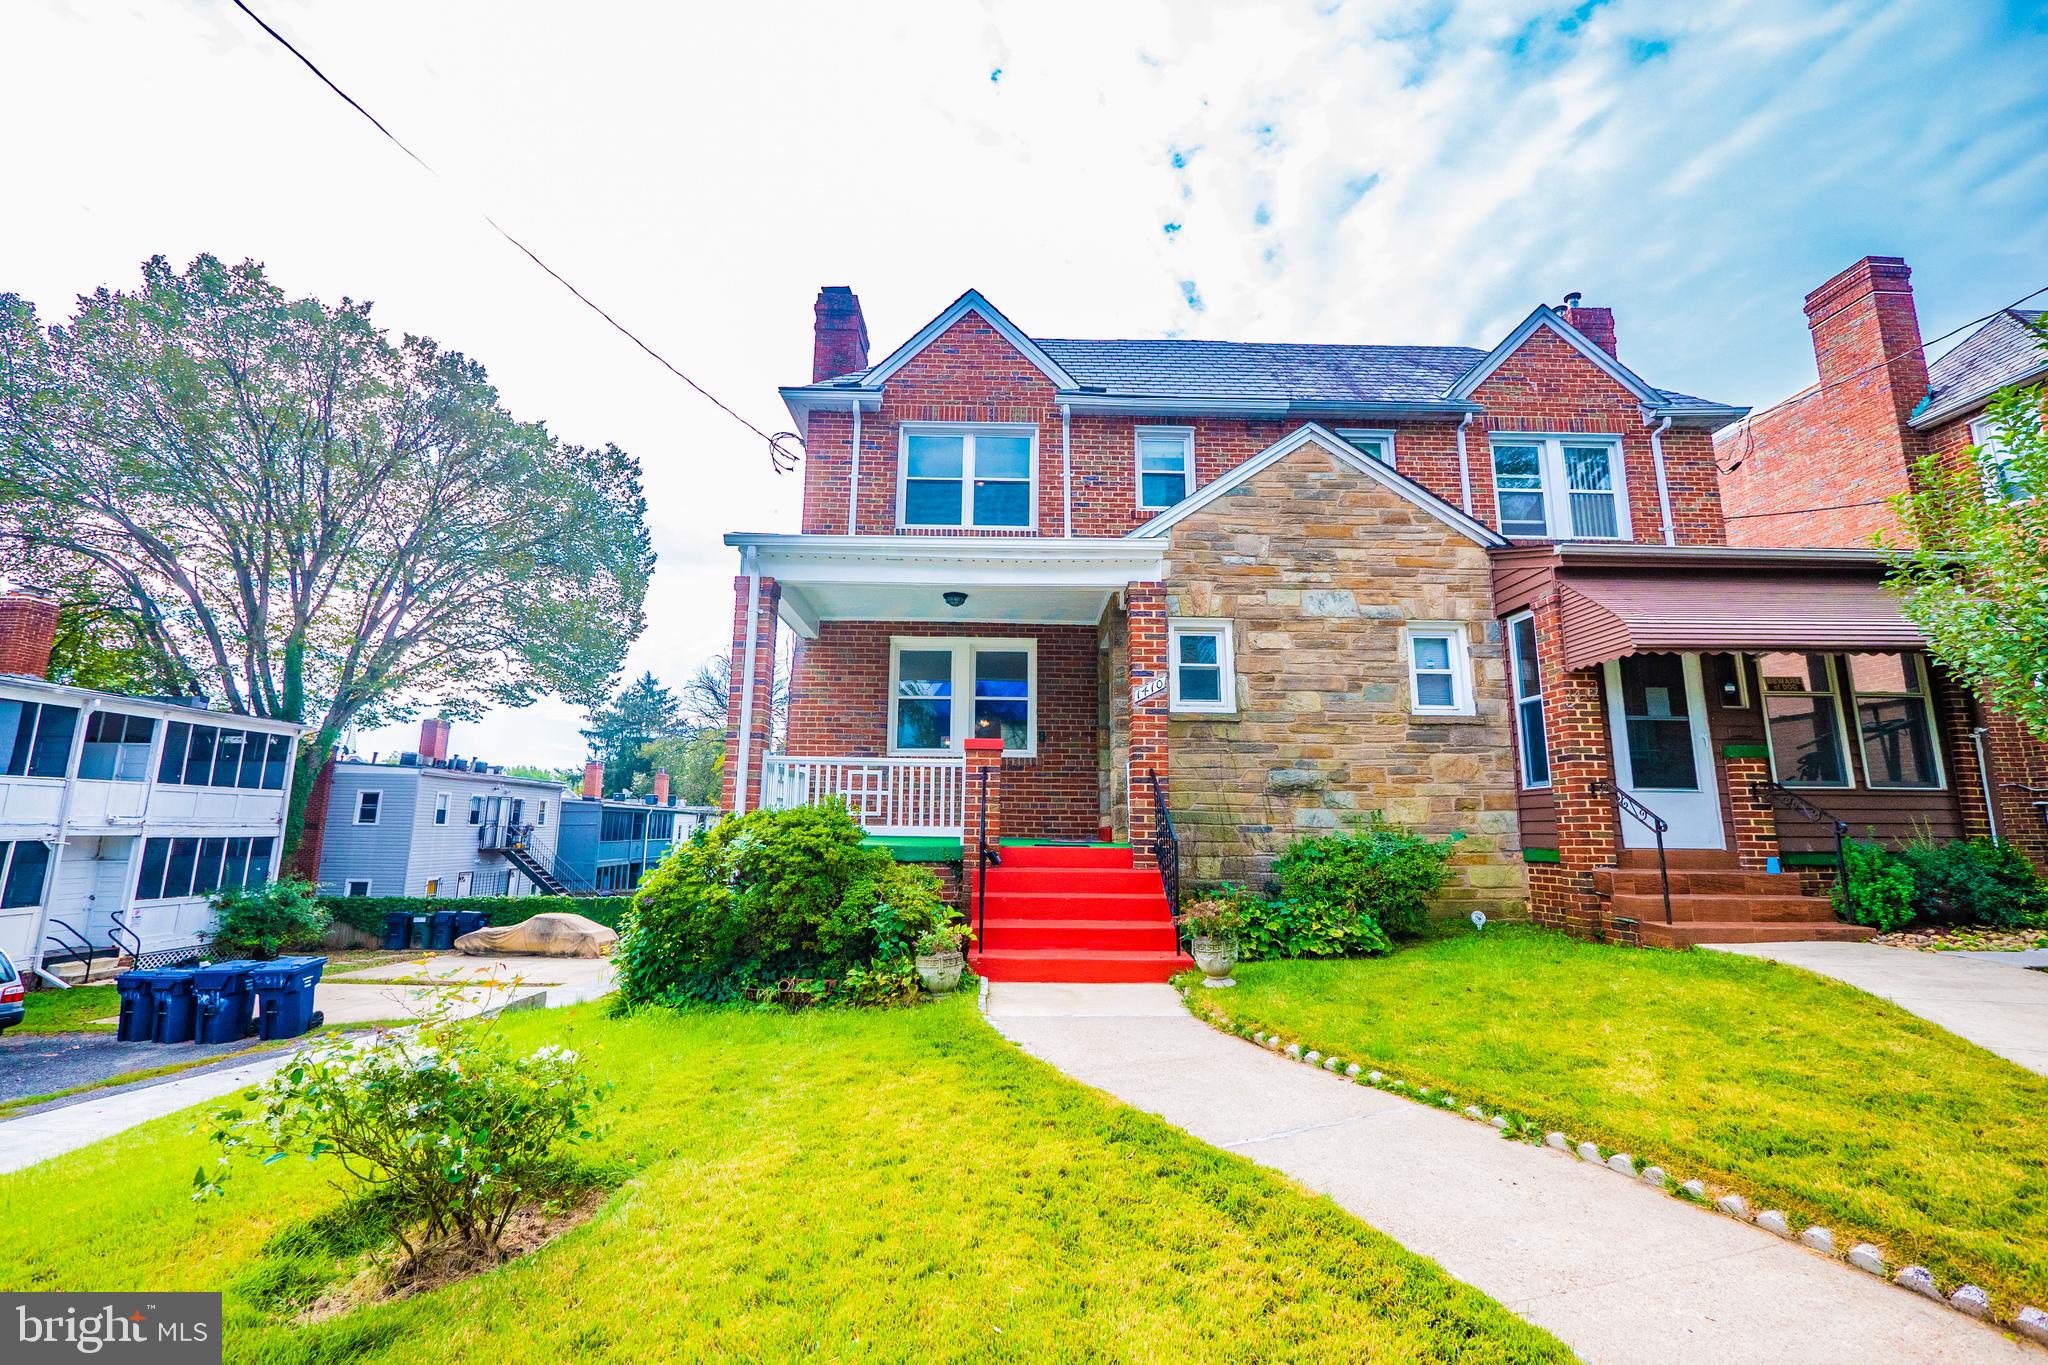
[228,0,802,474]
[1725,497,1892,521]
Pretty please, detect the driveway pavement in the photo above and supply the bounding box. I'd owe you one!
[1707,941,2048,1074]
[986,981,2036,1365]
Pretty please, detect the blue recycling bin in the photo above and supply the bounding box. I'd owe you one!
[451,910,487,942]
[191,961,259,1044]
[150,968,198,1044]
[251,956,327,1041]
[407,914,431,949]
[428,911,457,951]
[382,911,410,951]
[114,970,160,1042]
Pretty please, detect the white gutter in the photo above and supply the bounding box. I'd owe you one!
[1060,402,1073,537]
[733,547,762,817]
[1646,413,1676,547]
[846,398,862,536]
[1455,412,1476,516]
[1971,726,2001,843]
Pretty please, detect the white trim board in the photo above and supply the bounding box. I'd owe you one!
[861,290,1076,391]
[1125,423,1507,548]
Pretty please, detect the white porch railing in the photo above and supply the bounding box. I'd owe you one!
[760,755,966,835]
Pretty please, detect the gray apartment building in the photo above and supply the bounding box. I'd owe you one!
[314,719,567,899]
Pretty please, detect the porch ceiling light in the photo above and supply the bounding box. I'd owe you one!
[943,591,969,607]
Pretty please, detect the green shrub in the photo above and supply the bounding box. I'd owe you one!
[320,894,635,938]
[210,879,330,959]
[1234,893,1392,960]
[1271,816,1461,945]
[1833,840,1916,931]
[1892,835,2048,928]
[613,803,957,1008]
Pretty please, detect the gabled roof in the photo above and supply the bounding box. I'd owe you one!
[846,289,1076,391]
[1912,309,2046,428]
[1127,423,1506,548]
[1446,305,1663,405]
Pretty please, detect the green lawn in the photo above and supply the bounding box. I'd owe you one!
[1191,926,2048,1318]
[0,995,1571,1364]
[16,984,119,1033]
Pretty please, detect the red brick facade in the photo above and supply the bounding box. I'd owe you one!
[0,591,58,678]
[1523,592,1620,937]
[720,573,781,815]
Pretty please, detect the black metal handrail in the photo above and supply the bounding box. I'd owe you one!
[2000,782,2048,830]
[40,917,101,983]
[1592,779,1672,924]
[1145,767,1182,944]
[1751,779,1851,906]
[974,766,999,951]
[478,821,535,852]
[108,907,142,961]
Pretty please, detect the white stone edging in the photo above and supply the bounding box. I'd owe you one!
[1181,984,2045,1346]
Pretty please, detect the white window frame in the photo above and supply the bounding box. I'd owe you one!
[887,636,1039,758]
[1505,611,1549,789]
[1402,623,1476,717]
[1757,652,1856,789]
[1969,415,2023,502]
[896,422,1039,531]
[434,792,449,825]
[345,879,371,897]
[1845,652,1948,791]
[355,789,382,825]
[1334,428,1397,468]
[1168,619,1237,715]
[1134,426,1195,510]
[1489,434,1630,540]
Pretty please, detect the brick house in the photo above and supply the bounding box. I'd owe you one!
[722,283,1972,974]
[1718,256,2048,870]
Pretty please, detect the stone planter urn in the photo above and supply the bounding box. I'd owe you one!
[915,950,965,994]
[1191,935,1238,988]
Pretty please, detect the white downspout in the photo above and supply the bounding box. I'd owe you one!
[734,547,762,816]
[1971,726,2001,843]
[846,399,862,536]
[1455,412,1476,516]
[1060,402,1073,537]
[1647,413,1676,546]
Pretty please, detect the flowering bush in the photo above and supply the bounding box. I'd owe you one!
[196,1005,607,1273]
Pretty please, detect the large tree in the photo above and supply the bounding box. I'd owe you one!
[1883,316,2048,740]
[0,254,654,852]
[581,670,682,794]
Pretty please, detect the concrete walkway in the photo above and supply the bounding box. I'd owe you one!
[1707,941,2048,1075]
[986,982,2036,1365]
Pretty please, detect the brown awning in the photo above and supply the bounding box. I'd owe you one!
[1556,572,1926,671]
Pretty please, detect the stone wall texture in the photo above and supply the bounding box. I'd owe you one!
[1157,435,1527,919]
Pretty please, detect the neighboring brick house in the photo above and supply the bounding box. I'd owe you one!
[1718,256,2048,869]
[724,284,1978,971]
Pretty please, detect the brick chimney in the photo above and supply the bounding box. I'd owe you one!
[0,590,59,679]
[582,760,603,799]
[1560,293,1618,357]
[653,768,670,805]
[1803,255,1929,428]
[418,717,451,761]
[812,286,869,382]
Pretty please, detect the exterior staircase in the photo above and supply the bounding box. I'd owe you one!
[500,841,574,897]
[1597,850,1875,948]
[968,843,1193,982]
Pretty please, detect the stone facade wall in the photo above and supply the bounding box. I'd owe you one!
[1157,436,1526,919]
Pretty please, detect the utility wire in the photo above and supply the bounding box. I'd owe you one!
[228,0,803,473]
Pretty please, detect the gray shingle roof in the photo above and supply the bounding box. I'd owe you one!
[1035,337,1486,403]
[1922,310,2046,419]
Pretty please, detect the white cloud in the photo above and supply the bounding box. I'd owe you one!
[3,0,2043,766]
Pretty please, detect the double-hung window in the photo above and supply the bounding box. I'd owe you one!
[1335,429,1396,467]
[1168,620,1235,714]
[900,426,1035,529]
[1135,427,1194,509]
[1969,415,2024,502]
[1846,653,1944,789]
[355,790,382,825]
[1403,624,1475,717]
[889,638,1036,755]
[1506,613,1549,786]
[1490,437,1627,539]
[1757,652,1851,786]
[434,793,450,825]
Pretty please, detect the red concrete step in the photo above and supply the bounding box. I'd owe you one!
[979,917,1180,952]
[988,865,1164,893]
[1597,868,1813,898]
[1617,848,1746,871]
[1611,892,1841,925]
[996,844,1134,869]
[1638,920,1877,949]
[969,947,1193,983]
[980,889,1172,919]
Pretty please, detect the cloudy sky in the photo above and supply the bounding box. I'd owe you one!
[5,0,2045,766]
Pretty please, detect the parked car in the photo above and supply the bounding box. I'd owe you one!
[0,950,24,1033]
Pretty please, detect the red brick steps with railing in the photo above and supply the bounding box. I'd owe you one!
[1598,851,1875,948]
[968,844,1192,982]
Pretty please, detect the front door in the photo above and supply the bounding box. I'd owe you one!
[1602,653,1724,850]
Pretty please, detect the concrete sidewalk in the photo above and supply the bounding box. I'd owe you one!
[986,982,2035,1365]
[1707,941,2048,1074]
